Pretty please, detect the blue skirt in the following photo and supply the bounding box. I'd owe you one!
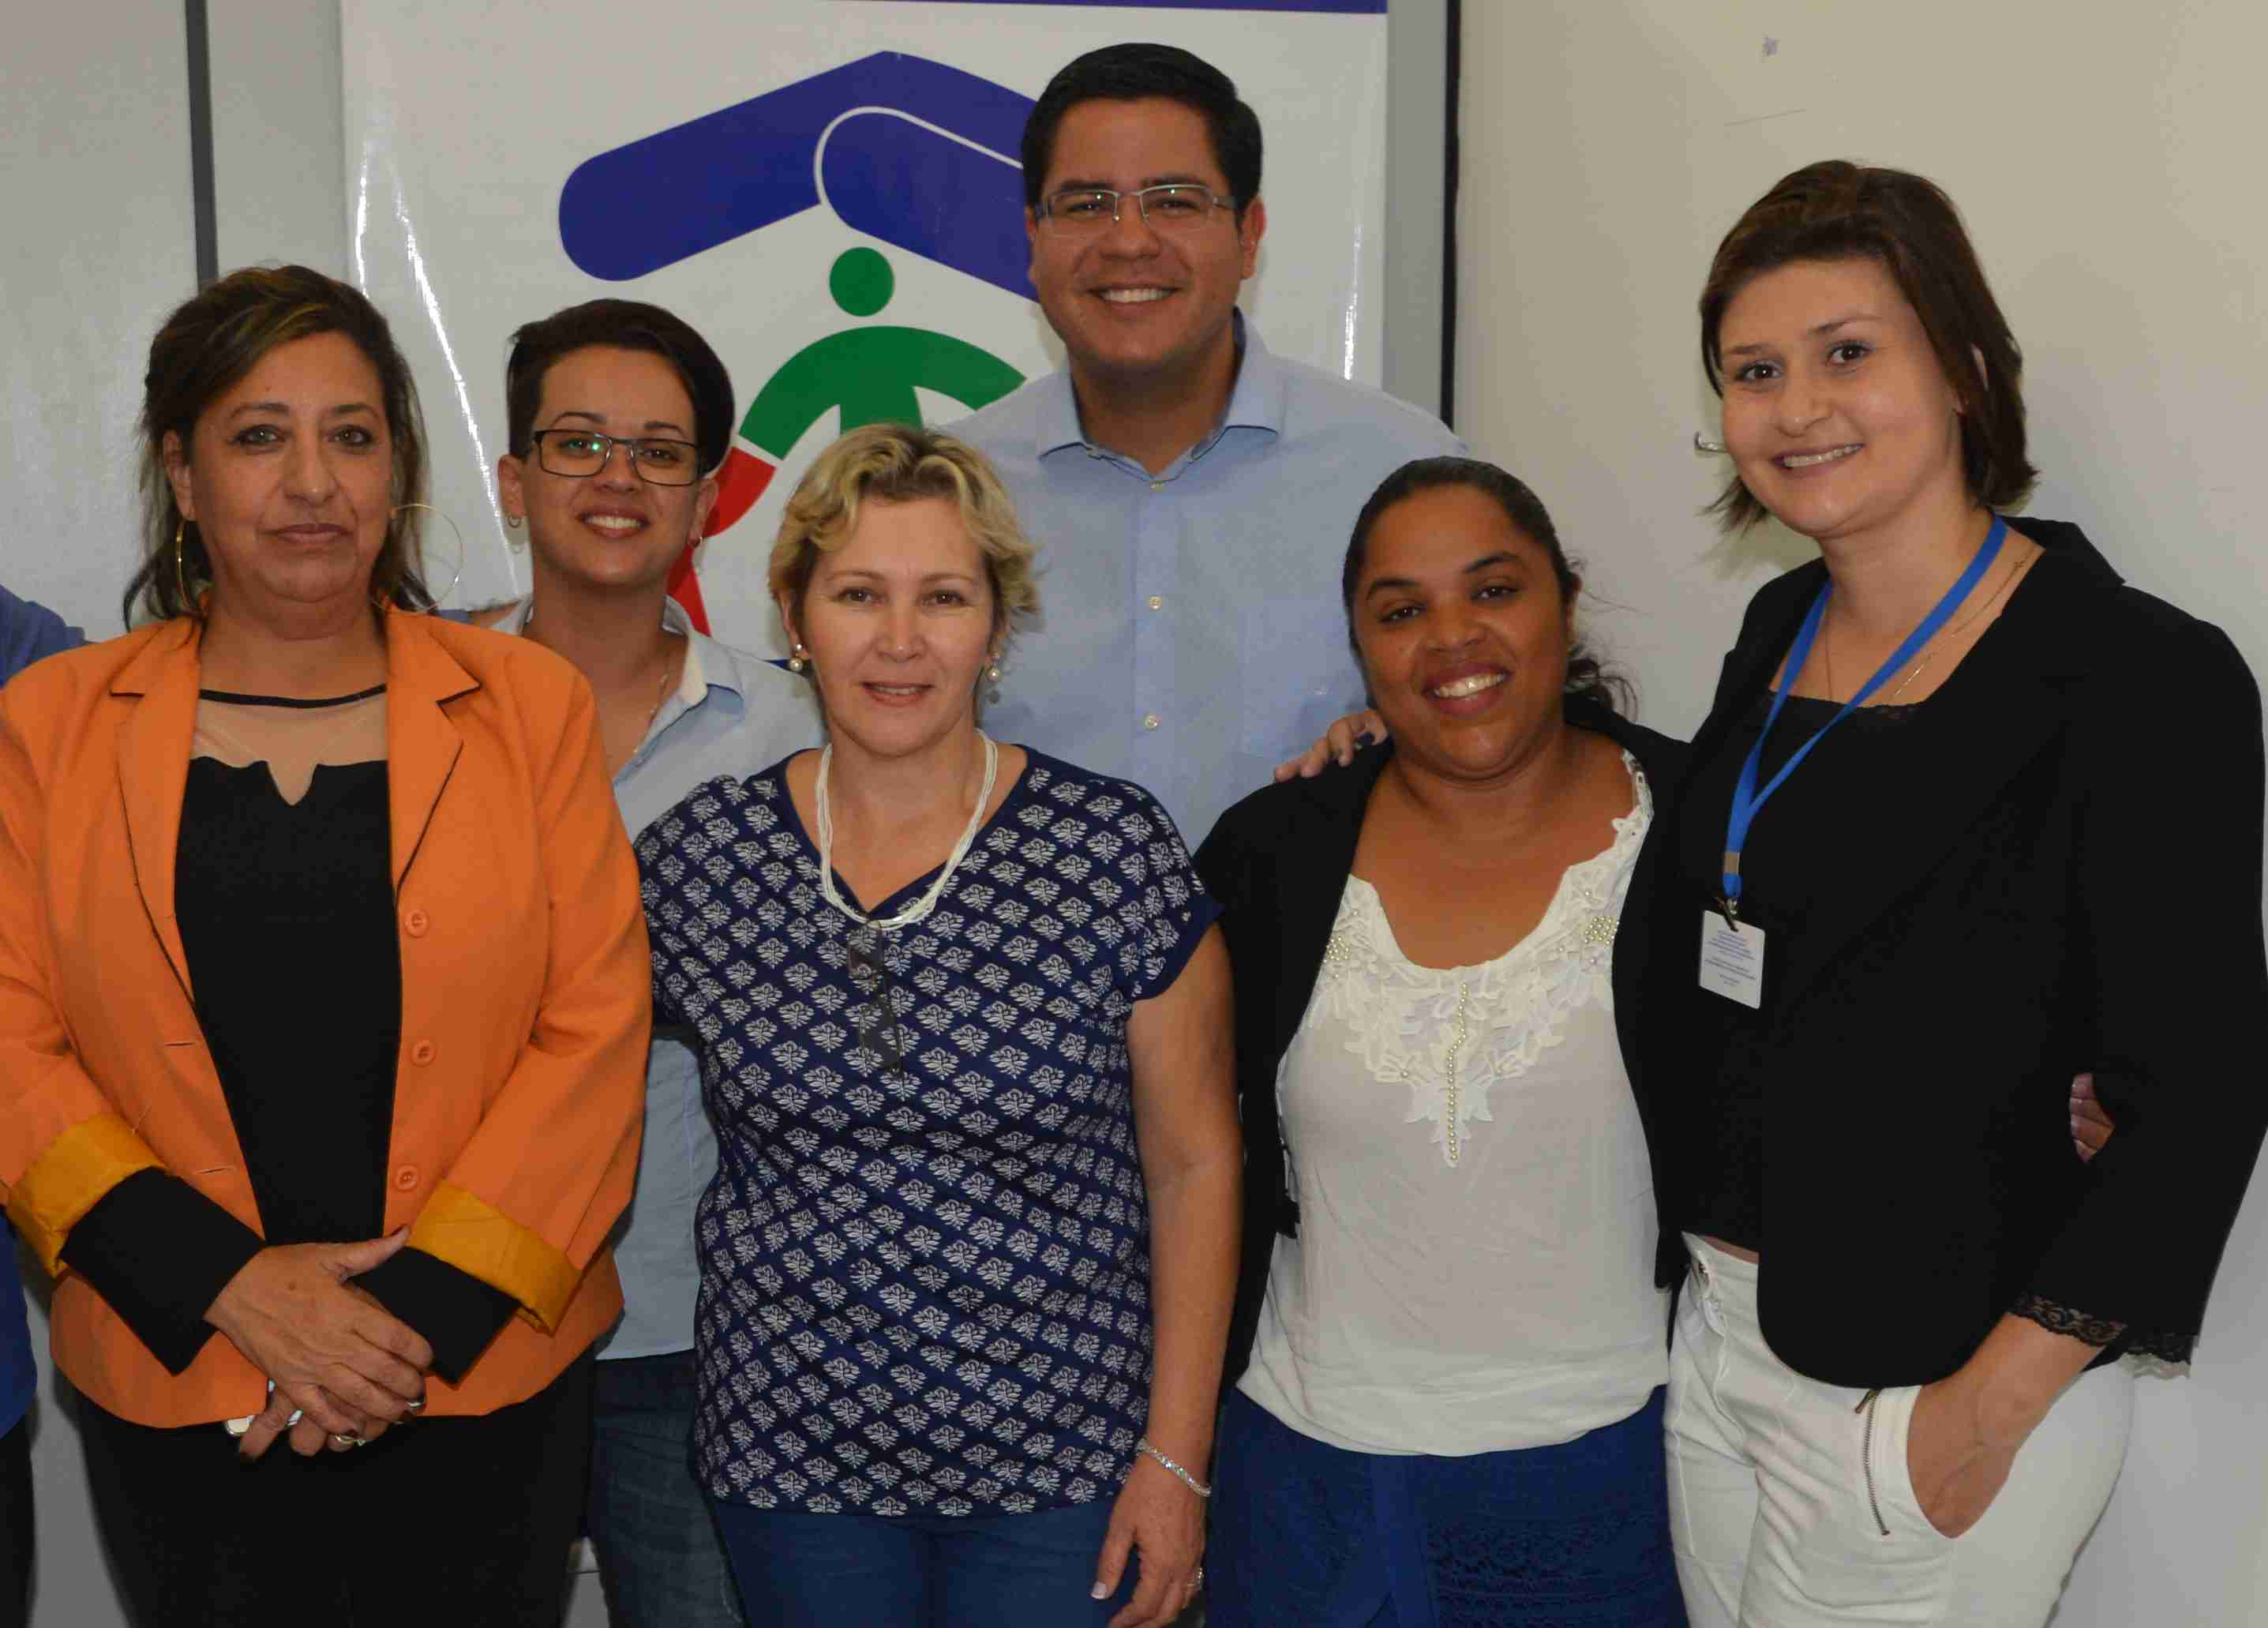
[1209,1387,1686,1628]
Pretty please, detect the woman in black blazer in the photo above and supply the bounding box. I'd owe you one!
[1648,161,2268,1628]
[1197,458,1689,1627]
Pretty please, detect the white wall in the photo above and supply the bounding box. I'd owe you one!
[5,6,198,643]
[1456,3,2268,1622]
[6,9,195,1622]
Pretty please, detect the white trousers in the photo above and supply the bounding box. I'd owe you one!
[1666,1236,2133,1628]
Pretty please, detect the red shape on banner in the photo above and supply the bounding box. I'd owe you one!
[667,542,711,634]
[708,445,778,537]
[670,445,781,634]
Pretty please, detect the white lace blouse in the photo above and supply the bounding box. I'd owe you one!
[1238,757,1670,1457]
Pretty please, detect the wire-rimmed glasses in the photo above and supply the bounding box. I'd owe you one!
[527,429,702,486]
[1037,184,1237,234]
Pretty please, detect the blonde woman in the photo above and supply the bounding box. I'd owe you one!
[634,425,1239,1628]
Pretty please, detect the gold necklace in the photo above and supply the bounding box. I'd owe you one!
[526,605,682,744]
[1822,544,2034,707]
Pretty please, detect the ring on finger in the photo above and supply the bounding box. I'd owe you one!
[331,1432,369,1449]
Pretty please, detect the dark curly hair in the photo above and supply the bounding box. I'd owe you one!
[1341,457,1629,715]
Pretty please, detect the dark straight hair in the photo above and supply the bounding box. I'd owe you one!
[127,264,431,627]
[1021,43,1262,222]
[1342,456,1628,715]
[1698,160,2035,532]
[504,299,737,475]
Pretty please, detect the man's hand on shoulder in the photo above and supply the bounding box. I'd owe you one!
[1273,709,1386,782]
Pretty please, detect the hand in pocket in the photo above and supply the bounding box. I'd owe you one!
[1903,1377,2018,1539]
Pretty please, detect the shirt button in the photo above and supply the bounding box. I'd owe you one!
[392,1166,420,1191]
[1146,595,1164,611]
[403,908,429,937]
[410,1039,437,1066]
[1142,713,1161,731]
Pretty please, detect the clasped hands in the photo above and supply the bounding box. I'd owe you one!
[204,1227,433,1460]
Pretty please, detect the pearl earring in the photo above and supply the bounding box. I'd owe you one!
[789,645,810,674]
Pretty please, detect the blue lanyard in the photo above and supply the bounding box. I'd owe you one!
[1719,515,2006,918]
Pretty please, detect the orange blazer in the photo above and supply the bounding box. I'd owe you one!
[0,610,649,1425]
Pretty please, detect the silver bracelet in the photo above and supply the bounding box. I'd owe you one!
[1134,1436,1212,1499]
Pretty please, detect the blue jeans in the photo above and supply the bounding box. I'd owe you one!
[587,1351,744,1628]
[1209,1386,1685,1628]
[711,1499,1137,1628]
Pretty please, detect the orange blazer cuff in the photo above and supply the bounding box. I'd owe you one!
[8,1113,164,1275]
[407,1182,582,1332]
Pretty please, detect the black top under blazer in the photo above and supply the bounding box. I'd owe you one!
[1629,520,2268,1386]
[1195,696,1689,1383]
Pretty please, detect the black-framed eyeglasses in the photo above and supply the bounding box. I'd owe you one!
[844,928,906,1080]
[1037,184,1237,234]
[527,429,703,486]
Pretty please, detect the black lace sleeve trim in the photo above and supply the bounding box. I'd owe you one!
[2009,1293,2124,1348]
[2010,1293,2197,1363]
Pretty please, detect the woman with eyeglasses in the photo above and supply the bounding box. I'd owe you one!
[0,266,649,1623]
[470,297,817,1628]
[634,422,1238,1628]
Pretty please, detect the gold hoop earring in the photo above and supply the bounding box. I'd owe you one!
[172,519,197,616]
[385,503,464,610]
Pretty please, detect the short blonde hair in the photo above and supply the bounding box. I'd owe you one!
[769,424,1040,637]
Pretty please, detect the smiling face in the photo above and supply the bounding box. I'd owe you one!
[1025,96,1263,390]
[497,345,716,595]
[1352,484,1576,783]
[1716,257,1971,547]
[163,330,395,621]
[782,497,1001,760]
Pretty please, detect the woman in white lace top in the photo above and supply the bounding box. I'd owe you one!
[1194,458,1690,1628]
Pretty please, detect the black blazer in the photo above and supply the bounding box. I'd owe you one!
[1626,521,2268,1386]
[1194,696,1689,1382]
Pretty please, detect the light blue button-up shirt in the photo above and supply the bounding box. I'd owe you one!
[492,598,819,1359]
[952,313,1464,843]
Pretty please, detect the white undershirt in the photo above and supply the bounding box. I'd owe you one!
[1238,756,1669,1456]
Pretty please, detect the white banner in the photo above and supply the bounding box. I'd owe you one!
[342,0,1389,647]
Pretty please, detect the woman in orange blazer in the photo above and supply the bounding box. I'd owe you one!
[0,267,648,1625]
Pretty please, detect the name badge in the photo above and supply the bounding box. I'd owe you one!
[1699,913,1766,1009]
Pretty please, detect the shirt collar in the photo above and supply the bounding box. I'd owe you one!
[500,592,719,706]
[1037,308,1285,462]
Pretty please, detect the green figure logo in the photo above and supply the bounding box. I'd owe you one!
[703,248,1025,543]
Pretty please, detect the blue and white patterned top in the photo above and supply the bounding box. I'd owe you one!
[636,748,1220,1516]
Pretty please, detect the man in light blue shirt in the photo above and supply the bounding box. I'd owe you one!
[954,43,1464,841]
